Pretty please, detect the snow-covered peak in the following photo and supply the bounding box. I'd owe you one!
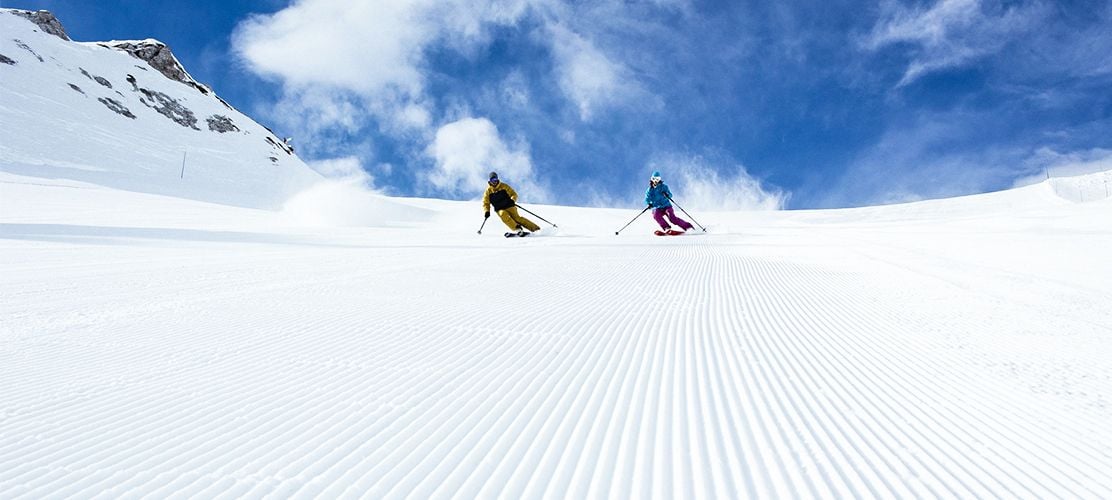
[7,9,69,41]
[0,9,321,209]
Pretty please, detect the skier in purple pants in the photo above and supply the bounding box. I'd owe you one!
[644,171,693,234]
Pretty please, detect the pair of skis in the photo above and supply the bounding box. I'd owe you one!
[509,229,684,237]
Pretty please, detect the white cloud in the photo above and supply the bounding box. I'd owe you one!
[425,117,548,200]
[234,0,651,126]
[433,0,535,52]
[647,155,787,211]
[867,0,981,48]
[546,24,634,120]
[252,84,434,169]
[863,0,1047,86]
[233,0,548,97]
[234,0,431,97]
[233,0,538,135]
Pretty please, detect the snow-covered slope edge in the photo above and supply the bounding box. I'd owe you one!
[0,9,322,209]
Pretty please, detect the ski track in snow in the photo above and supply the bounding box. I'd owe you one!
[3,184,1112,498]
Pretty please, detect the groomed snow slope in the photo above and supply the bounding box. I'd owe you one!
[2,171,1111,498]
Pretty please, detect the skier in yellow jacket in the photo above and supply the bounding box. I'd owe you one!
[483,171,540,236]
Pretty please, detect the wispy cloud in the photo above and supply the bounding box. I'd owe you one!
[820,112,1038,207]
[545,23,641,121]
[252,87,385,166]
[425,117,548,201]
[863,0,1047,87]
[997,2,1112,82]
[648,154,787,211]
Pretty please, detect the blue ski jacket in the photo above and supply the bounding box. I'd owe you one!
[645,182,673,208]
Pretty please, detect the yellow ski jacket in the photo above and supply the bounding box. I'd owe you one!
[483,182,518,212]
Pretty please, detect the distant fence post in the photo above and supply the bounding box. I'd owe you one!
[180,151,187,179]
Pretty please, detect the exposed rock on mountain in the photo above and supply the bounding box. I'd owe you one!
[105,40,215,98]
[131,80,200,129]
[98,97,137,119]
[81,68,113,88]
[14,40,43,62]
[207,115,240,133]
[10,9,69,41]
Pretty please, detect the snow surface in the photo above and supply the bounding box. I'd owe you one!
[3,7,1112,498]
[3,169,1112,498]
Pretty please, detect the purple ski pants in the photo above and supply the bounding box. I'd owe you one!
[653,206,693,231]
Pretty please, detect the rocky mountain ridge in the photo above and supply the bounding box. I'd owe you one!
[2,9,286,148]
[0,9,318,208]
[9,9,70,40]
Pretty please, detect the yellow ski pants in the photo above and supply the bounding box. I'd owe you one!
[498,206,540,231]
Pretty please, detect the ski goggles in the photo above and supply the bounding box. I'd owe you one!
[650,176,662,183]
[488,178,500,185]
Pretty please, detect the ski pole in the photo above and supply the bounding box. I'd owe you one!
[666,196,706,232]
[614,205,651,235]
[477,214,489,234]
[514,204,558,228]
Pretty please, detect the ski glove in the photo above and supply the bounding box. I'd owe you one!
[484,211,490,218]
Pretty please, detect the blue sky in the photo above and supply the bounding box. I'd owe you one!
[6,0,1112,209]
